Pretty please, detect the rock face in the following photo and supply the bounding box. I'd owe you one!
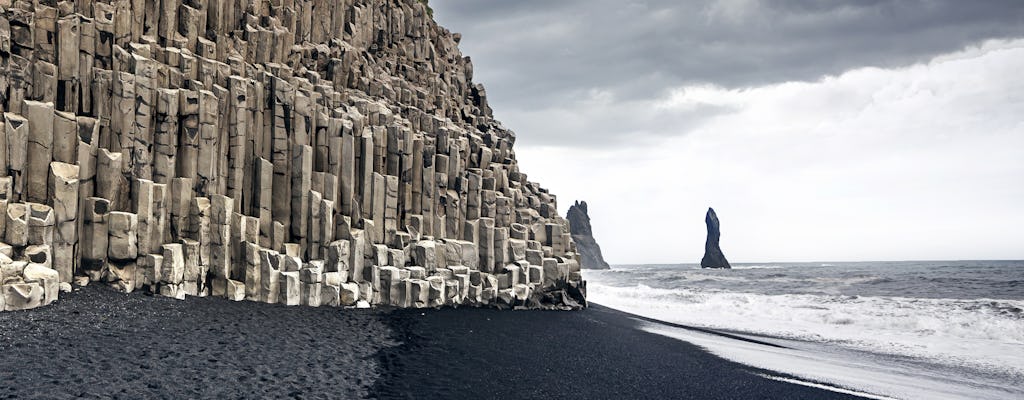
[566,201,609,270]
[700,208,731,269]
[0,0,585,311]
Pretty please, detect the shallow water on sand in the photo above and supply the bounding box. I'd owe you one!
[586,261,1024,399]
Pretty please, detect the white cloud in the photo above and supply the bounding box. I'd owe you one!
[655,85,747,111]
[515,39,1024,263]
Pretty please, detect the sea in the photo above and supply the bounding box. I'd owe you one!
[586,261,1024,400]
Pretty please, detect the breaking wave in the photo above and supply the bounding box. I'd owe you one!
[731,264,786,270]
[588,282,1024,377]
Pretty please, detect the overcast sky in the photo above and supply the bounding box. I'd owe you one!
[432,0,1024,263]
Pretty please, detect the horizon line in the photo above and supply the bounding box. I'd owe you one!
[607,259,1024,266]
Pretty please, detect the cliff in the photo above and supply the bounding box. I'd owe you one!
[700,208,731,269]
[566,201,609,269]
[0,0,585,311]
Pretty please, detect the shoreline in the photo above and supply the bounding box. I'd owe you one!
[1,285,866,399]
[584,262,1024,399]
[373,302,867,399]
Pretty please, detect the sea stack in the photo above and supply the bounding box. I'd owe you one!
[566,201,610,269]
[701,208,731,269]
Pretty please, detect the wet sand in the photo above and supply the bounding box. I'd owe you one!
[374,304,865,399]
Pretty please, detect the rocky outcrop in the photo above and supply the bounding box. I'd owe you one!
[700,208,730,269]
[0,0,585,311]
[566,201,609,270]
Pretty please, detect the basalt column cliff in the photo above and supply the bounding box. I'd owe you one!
[0,0,585,311]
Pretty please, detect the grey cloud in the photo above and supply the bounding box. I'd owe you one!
[432,0,1024,147]
[502,101,740,149]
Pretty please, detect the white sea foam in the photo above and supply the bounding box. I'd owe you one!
[731,264,786,270]
[588,282,1024,377]
[642,323,1023,400]
[736,273,884,287]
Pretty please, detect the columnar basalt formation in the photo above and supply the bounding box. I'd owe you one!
[701,208,731,269]
[0,0,586,311]
[566,201,609,270]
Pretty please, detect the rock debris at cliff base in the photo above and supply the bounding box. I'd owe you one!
[0,0,585,312]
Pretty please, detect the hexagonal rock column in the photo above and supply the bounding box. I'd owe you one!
[49,162,80,282]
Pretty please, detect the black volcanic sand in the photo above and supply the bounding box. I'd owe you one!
[374,304,867,400]
[0,285,393,399]
[1,286,865,399]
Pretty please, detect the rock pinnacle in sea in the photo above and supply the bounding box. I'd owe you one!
[701,208,731,269]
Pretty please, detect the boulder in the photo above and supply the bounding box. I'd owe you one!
[339,282,360,306]
[107,261,137,293]
[1,262,26,285]
[321,284,341,307]
[22,264,59,305]
[2,282,43,311]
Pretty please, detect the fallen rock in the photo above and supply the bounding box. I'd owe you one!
[22,264,59,305]
[3,282,43,311]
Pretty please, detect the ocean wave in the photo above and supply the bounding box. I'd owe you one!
[588,271,896,292]
[732,265,785,270]
[588,283,1024,376]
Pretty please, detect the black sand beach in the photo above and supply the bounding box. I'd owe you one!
[0,286,391,399]
[0,286,865,399]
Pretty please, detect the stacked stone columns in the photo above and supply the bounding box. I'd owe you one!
[0,0,585,312]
